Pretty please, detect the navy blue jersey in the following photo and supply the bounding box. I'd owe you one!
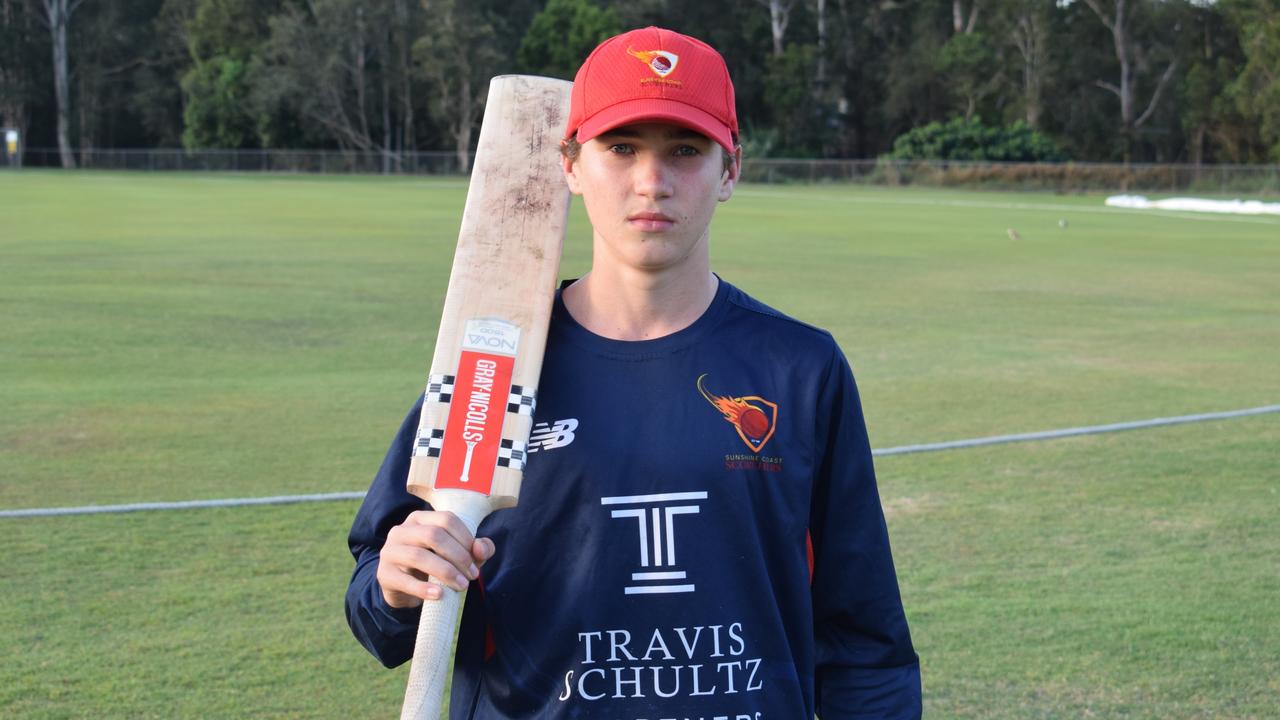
[347,279,921,719]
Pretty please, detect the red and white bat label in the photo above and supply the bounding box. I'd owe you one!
[435,319,520,494]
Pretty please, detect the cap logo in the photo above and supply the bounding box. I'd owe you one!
[626,47,679,78]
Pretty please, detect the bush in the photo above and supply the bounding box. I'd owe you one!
[887,117,1067,162]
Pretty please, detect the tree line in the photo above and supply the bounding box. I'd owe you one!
[2,0,1279,168]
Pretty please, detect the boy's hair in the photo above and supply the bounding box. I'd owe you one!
[561,135,738,175]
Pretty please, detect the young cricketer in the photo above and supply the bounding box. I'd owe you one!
[348,26,921,719]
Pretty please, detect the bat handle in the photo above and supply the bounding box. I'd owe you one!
[400,492,490,720]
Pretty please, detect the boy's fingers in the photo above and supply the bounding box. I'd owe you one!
[386,541,472,591]
[399,513,480,580]
[378,570,442,608]
[407,510,477,547]
[474,537,496,563]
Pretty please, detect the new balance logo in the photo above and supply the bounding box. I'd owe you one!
[527,418,578,453]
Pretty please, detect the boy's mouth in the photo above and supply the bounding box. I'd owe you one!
[627,211,675,231]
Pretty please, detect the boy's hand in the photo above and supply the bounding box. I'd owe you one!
[376,510,496,609]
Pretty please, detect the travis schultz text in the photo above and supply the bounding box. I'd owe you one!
[558,622,765,710]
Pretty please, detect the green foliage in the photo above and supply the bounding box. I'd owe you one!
[8,0,1280,162]
[0,0,45,131]
[937,31,992,78]
[517,0,621,79]
[888,117,1067,162]
[413,0,508,169]
[883,6,956,137]
[937,31,999,120]
[179,0,279,149]
[763,43,824,157]
[129,0,199,147]
[252,0,401,151]
[1223,0,1280,161]
[738,122,779,161]
[1178,48,1261,164]
[187,0,277,62]
[181,55,258,148]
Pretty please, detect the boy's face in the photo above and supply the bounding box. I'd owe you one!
[562,123,741,274]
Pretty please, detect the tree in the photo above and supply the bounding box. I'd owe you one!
[132,0,197,147]
[414,0,504,172]
[391,0,420,154]
[817,0,890,157]
[518,0,620,79]
[1172,2,1254,165]
[1080,0,1179,161]
[759,0,797,56]
[182,55,256,147]
[953,0,980,34]
[180,0,277,149]
[72,0,173,160]
[882,2,958,140]
[1,0,42,155]
[938,30,1001,120]
[763,42,822,154]
[1005,0,1052,128]
[254,0,404,154]
[35,0,85,167]
[1223,0,1280,160]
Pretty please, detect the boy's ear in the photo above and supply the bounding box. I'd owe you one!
[718,145,743,202]
[561,142,583,196]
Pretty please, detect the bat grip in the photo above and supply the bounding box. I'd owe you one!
[400,492,490,720]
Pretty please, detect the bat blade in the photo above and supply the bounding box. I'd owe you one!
[400,74,572,720]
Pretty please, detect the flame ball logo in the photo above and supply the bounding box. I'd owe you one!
[697,374,778,453]
[626,47,680,78]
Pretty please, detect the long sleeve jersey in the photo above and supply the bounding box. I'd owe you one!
[347,279,921,719]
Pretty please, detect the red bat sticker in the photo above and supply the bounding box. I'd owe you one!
[435,319,520,494]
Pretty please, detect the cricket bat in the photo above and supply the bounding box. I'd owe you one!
[400,75,572,720]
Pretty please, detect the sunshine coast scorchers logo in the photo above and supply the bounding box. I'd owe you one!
[626,47,679,77]
[626,46,683,88]
[697,374,778,453]
[697,374,783,474]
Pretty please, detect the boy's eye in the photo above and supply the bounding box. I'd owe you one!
[673,145,701,157]
[608,143,634,154]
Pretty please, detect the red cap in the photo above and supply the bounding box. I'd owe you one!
[565,27,739,154]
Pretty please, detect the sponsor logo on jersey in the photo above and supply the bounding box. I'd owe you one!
[526,418,578,453]
[557,619,766,707]
[696,374,778,453]
[601,491,707,595]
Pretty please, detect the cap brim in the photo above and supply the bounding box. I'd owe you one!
[575,98,736,155]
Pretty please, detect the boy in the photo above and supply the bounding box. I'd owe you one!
[347,26,921,719]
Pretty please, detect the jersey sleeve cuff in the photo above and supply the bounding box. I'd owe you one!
[370,581,424,631]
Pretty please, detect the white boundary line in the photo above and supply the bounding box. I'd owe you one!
[2,404,1276,519]
[871,404,1280,457]
[0,491,368,519]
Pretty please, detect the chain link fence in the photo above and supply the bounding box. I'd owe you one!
[11,147,1280,195]
[16,147,467,175]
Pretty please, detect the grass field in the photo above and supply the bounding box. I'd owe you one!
[2,170,1277,718]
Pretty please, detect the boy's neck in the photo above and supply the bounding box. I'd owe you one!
[562,262,719,342]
